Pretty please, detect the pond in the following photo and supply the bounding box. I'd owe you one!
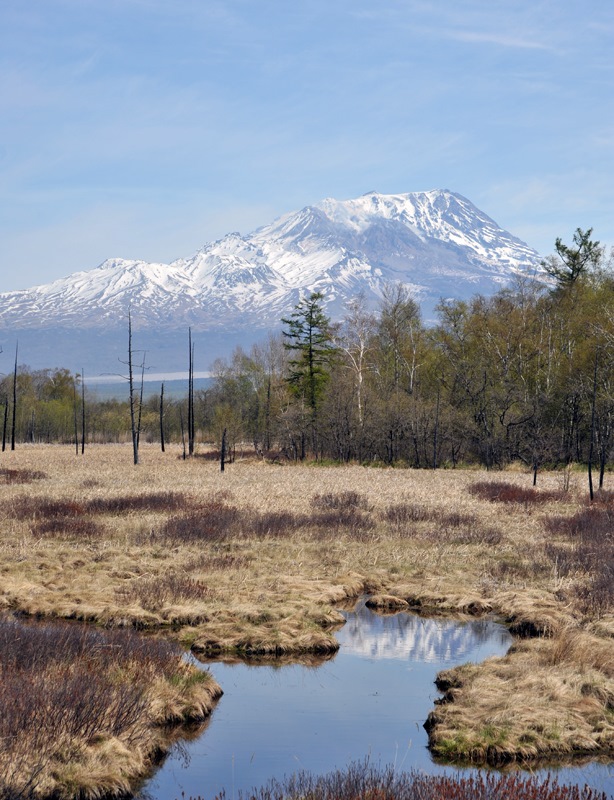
[138,600,614,799]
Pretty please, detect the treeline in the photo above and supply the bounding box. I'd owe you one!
[3,229,614,473]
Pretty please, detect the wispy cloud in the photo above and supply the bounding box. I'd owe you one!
[444,29,554,51]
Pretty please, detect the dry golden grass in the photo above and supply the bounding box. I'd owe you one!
[427,628,614,764]
[0,443,612,777]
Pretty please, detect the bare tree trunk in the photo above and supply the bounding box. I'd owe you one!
[188,329,195,456]
[159,382,165,453]
[265,377,271,451]
[599,445,606,489]
[180,407,186,460]
[588,349,598,502]
[220,427,227,472]
[2,399,7,452]
[433,385,440,469]
[136,355,146,451]
[11,343,17,451]
[73,377,79,455]
[81,368,86,454]
[128,312,139,465]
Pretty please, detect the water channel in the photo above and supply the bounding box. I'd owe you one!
[138,600,614,799]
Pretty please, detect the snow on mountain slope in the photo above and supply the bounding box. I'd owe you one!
[0,190,542,355]
[317,190,536,268]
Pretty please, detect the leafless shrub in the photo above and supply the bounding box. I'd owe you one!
[248,510,307,538]
[545,508,614,542]
[85,491,188,514]
[116,573,213,610]
[311,508,375,538]
[573,567,614,616]
[544,508,614,615]
[193,450,222,461]
[183,553,250,571]
[157,501,241,543]
[0,615,185,797]
[8,497,85,519]
[489,548,550,581]
[208,760,608,800]
[382,502,434,526]
[469,481,564,505]
[0,616,180,675]
[31,516,105,539]
[0,467,47,484]
[155,500,374,544]
[311,491,371,511]
[583,489,614,506]
[430,524,503,546]
[438,511,478,528]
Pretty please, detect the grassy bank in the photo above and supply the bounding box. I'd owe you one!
[0,614,221,799]
[0,444,613,785]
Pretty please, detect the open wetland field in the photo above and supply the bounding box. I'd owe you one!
[1,444,613,799]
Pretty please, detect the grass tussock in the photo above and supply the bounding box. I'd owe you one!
[0,614,221,800]
[427,625,614,766]
[205,761,608,800]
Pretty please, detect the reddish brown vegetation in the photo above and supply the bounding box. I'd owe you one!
[311,490,371,511]
[0,616,186,798]
[205,761,607,800]
[544,507,614,614]
[116,572,214,609]
[0,467,47,484]
[469,481,564,505]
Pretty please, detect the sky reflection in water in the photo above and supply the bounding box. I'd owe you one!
[138,601,613,799]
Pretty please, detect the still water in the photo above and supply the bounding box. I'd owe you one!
[139,601,614,799]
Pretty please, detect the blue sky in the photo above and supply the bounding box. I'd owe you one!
[1,0,613,291]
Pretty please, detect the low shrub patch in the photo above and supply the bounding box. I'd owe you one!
[158,502,242,543]
[9,496,85,519]
[85,491,188,514]
[311,491,371,511]
[116,573,214,610]
[469,481,564,505]
[31,516,105,539]
[0,615,187,797]
[382,502,435,526]
[544,508,614,615]
[204,761,608,800]
[0,467,47,484]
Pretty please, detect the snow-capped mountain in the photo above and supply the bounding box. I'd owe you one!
[0,190,542,372]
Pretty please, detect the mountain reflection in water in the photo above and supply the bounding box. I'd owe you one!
[138,601,613,800]
[338,601,510,663]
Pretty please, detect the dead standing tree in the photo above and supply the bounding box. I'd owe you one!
[10,343,17,451]
[72,369,87,456]
[159,382,165,453]
[115,311,148,465]
[81,368,86,454]
[188,328,195,456]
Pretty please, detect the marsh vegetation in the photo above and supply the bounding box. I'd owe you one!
[205,760,609,800]
[0,444,613,797]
